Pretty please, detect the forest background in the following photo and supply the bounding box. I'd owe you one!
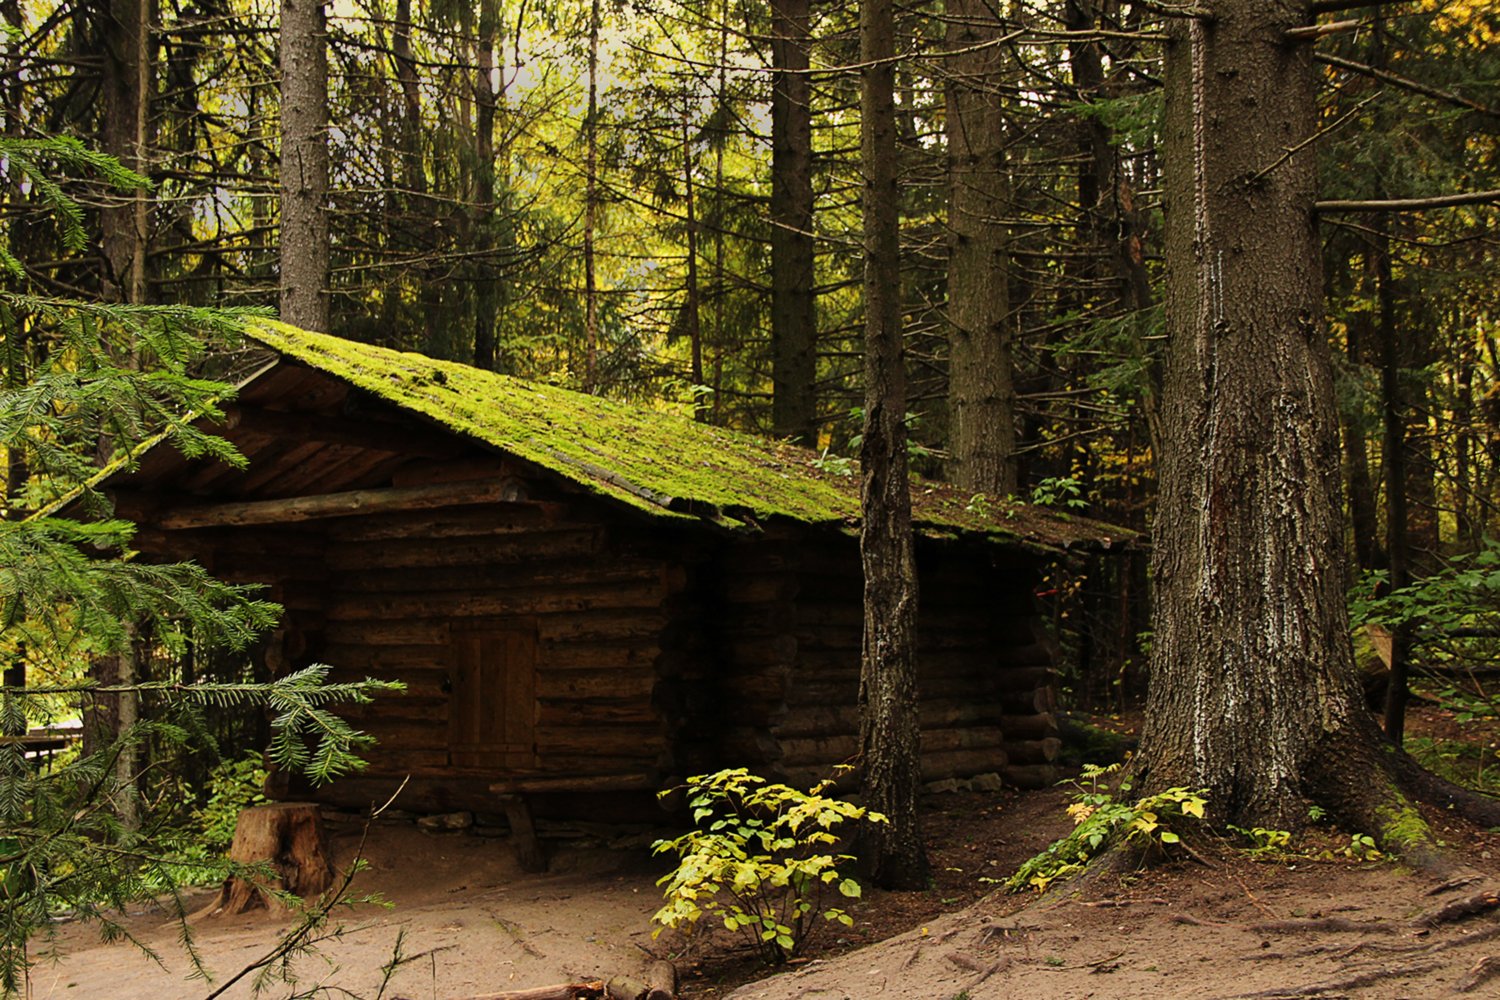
[1,0,1499,901]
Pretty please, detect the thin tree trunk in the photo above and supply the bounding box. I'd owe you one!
[770,0,817,445]
[1376,214,1412,741]
[474,0,500,370]
[945,0,1016,494]
[681,105,705,418]
[856,0,928,891]
[100,0,150,303]
[279,0,330,331]
[582,0,601,392]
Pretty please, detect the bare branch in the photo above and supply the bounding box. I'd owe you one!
[1317,52,1500,118]
[1315,189,1500,214]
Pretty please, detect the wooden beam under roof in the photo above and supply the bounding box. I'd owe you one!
[120,478,531,529]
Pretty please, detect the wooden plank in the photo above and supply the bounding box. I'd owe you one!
[328,529,602,570]
[156,479,529,529]
[535,669,656,701]
[324,580,669,622]
[324,503,573,542]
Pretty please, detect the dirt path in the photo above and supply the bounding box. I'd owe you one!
[32,820,671,1000]
[26,787,1500,1000]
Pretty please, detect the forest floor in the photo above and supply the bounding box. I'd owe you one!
[28,706,1500,1000]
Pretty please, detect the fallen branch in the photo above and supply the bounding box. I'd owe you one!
[467,982,606,1000]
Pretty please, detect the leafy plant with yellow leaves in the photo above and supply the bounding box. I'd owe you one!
[1007,763,1208,892]
[651,769,882,965]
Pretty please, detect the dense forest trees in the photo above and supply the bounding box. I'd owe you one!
[2,0,1499,858]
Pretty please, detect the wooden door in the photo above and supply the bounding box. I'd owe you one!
[448,623,537,770]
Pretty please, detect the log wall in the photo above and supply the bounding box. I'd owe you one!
[710,531,1062,790]
[308,498,697,811]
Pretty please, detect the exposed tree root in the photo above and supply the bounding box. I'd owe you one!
[1248,917,1397,936]
[1226,959,1441,998]
[1453,955,1500,994]
[1414,889,1500,929]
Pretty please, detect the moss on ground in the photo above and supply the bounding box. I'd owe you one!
[247,322,1133,551]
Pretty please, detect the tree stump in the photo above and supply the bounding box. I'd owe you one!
[199,802,334,917]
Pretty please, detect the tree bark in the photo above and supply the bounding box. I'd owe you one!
[1137,0,1416,838]
[855,0,928,891]
[100,0,150,304]
[473,0,500,370]
[945,0,1016,495]
[279,0,330,331]
[582,0,601,393]
[769,0,817,446]
[201,802,334,917]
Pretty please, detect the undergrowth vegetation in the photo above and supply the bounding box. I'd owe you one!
[651,769,880,965]
[1006,764,1207,892]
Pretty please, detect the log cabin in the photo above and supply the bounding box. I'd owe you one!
[95,322,1131,823]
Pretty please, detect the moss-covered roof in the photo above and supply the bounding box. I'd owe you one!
[244,321,1132,553]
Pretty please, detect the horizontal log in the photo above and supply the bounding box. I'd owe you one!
[536,725,665,758]
[156,479,531,529]
[323,643,448,670]
[921,748,1009,782]
[328,529,603,570]
[1003,763,1061,789]
[999,712,1060,742]
[334,559,683,596]
[489,773,656,795]
[537,669,657,701]
[778,726,1007,767]
[720,573,800,604]
[1004,737,1063,765]
[539,610,674,644]
[325,580,670,622]
[536,751,668,774]
[538,641,665,671]
[725,635,798,668]
[325,502,576,541]
[536,700,656,727]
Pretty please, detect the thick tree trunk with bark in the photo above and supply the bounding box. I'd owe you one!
[855,0,928,891]
[769,0,817,446]
[279,0,330,331]
[944,0,1016,495]
[1137,1,1430,841]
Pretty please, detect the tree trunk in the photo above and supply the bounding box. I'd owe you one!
[473,0,500,370]
[945,0,1016,495]
[100,0,150,304]
[769,0,817,446]
[582,0,601,392]
[855,0,928,891]
[680,104,705,418]
[1137,1,1420,840]
[201,802,334,917]
[279,0,330,331]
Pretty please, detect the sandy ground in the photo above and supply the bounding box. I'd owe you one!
[27,703,1500,1000]
[26,789,1500,1000]
[31,819,674,1000]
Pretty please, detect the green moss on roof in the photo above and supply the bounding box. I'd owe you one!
[245,321,1131,552]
